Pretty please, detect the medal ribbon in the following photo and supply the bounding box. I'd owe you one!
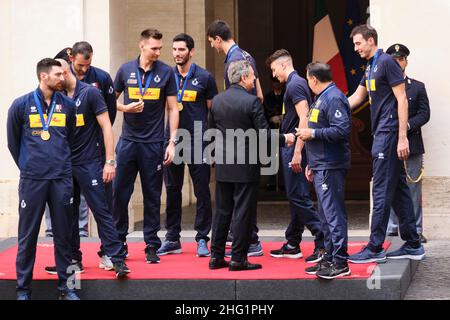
[367,49,380,103]
[136,68,153,99]
[174,63,194,103]
[225,44,239,63]
[33,90,57,131]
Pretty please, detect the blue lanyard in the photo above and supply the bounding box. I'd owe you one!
[33,90,57,131]
[225,44,239,63]
[136,68,153,99]
[367,49,380,98]
[174,64,194,103]
[313,84,336,108]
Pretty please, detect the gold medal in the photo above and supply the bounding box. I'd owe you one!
[177,102,183,111]
[41,130,50,141]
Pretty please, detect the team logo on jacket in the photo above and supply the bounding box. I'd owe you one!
[92,179,98,186]
[109,86,114,94]
[75,99,81,107]
[130,72,136,79]
[335,110,342,118]
[373,65,378,73]
[55,104,63,112]
[30,106,37,113]
[321,184,328,191]
[154,75,161,83]
[157,164,162,171]
[378,153,385,160]
[192,78,199,86]
[21,200,26,208]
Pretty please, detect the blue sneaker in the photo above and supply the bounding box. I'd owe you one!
[386,244,425,260]
[196,239,211,257]
[348,246,387,264]
[58,290,80,300]
[157,240,182,256]
[226,241,263,257]
[16,291,30,300]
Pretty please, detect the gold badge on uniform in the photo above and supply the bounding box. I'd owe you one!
[395,44,400,52]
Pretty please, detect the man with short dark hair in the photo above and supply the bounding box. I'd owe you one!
[298,62,352,279]
[113,28,179,264]
[7,58,79,300]
[207,20,263,101]
[266,49,324,263]
[158,33,218,257]
[43,59,130,279]
[348,25,425,263]
[385,43,430,244]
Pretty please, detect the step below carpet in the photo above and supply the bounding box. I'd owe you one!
[0,241,389,280]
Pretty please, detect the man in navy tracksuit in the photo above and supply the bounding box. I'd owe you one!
[43,59,130,278]
[266,49,324,262]
[113,29,179,263]
[298,62,352,279]
[7,58,78,300]
[46,42,117,238]
[158,33,218,257]
[348,25,425,263]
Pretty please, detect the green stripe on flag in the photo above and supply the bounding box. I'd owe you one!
[315,0,327,24]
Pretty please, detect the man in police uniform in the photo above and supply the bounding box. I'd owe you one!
[7,58,79,300]
[113,29,179,264]
[207,20,264,255]
[385,43,430,244]
[298,62,352,279]
[43,59,130,278]
[348,25,425,263]
[266,49,324,262]
[158,33,218,257]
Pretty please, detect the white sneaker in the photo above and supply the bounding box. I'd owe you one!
[99,255,114,271]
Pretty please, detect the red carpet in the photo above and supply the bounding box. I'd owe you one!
[0,241,390,280]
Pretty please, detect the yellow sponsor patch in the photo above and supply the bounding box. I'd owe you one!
[180,90,197,102]
[30,114,66,128]
[309,108,320,123]
[128,87,160,100]
[49,113,66,127]
[282,103,285,115]
[76,114,85,127]
[365,79,376,91]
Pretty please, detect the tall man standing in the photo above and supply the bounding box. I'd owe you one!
[298,62,352,279]
[208,60,294,271]
[385,43,430,244]
[113,29,179,264]
[158,33,218,257]
[347,25,425,263]
[207,20,264,255]
[7,58,79,300]
[266,49,324,262]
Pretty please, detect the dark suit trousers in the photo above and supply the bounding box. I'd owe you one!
[211,181,259,263]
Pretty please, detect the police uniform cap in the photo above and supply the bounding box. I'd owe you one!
[386,43,410,57]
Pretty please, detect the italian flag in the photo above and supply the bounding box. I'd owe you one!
[312,0,348,94]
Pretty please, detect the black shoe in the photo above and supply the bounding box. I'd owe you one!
[229,260,262,271]
[305,248,325,264]
[209,258,230,270]
[45,260,84,275]
[316,263,351,280]
[305,259,332,275]
[145,245,160,264]
[420,234,428,244]
[114,261,131,278]
[58,290,80,300]
[270,243,302,259]
[387,231,399,237]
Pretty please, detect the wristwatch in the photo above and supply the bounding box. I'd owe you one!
[105,159,116,166]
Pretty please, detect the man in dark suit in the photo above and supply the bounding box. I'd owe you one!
[386,44,431,243]
[208,60,295,271]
